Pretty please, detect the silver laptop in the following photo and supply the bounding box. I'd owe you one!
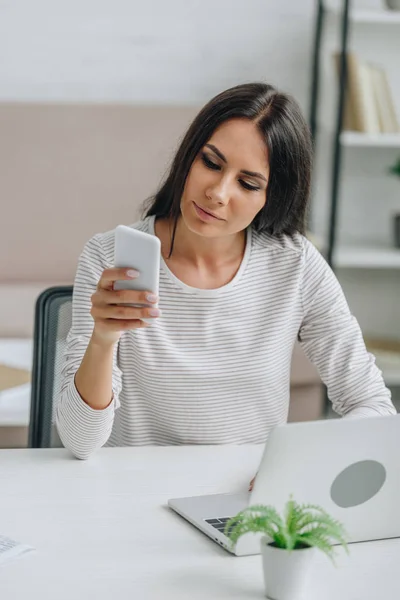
[168,413,400,556]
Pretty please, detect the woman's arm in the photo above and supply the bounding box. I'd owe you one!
[55,235,123,459]
[298,239,396,418]
[74,334,115,411]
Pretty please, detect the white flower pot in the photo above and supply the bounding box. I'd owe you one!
[260,537,317,600]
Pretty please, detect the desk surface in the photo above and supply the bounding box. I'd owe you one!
[0,445,399,600]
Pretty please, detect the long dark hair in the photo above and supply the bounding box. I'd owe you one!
[145,82,312,248]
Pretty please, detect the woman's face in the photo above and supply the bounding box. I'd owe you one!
[180,118,269,238]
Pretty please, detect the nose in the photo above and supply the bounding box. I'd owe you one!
[205,176,231,206]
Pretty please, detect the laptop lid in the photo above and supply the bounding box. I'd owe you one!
[248,413,400,546]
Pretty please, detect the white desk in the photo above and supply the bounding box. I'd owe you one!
[0,445,399,600]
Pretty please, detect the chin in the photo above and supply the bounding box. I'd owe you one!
[181,206,224,237]
[186,217,220,237]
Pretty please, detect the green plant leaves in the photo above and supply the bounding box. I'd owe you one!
[224,497,349,563]
[389,157,400,178]
[224,505,286,548]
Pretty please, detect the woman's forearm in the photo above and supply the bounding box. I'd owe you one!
[74,330,116,410]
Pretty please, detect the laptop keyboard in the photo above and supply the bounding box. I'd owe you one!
[205,517,237,536]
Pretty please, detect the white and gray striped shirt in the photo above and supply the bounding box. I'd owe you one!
[56,215,395,459]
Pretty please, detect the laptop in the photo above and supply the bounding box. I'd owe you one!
[168,413,400,556]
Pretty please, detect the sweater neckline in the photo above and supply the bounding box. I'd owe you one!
[147,215,252,297]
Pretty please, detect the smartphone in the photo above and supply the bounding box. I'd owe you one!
[114,225,161,318]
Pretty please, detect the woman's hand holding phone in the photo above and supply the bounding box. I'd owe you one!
[90,268,161,346]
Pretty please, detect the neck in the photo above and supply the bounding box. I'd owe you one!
[164,217,246,268]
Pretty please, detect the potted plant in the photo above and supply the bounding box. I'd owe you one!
[225,497,349,600]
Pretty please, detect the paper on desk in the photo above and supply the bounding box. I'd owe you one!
[0,535,34,566]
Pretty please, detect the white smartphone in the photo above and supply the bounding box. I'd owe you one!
[114,225,161,319]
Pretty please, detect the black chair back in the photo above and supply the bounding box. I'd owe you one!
[29,286,73,448]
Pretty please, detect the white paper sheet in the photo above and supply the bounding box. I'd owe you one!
[0,535,34,566]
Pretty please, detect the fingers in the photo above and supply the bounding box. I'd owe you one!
[91,269,160,338]
[91,303,161,321]
[99,288,159,307]
[97,268,140,291]
[98,318,151,331]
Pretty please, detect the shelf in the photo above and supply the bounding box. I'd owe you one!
[375,355,400,387]
[383,369,400,387]
[350,10,400,24]
[334,246,400,268]
[328,8,400,25]
[340,132,400,147]
[365,340,400,388]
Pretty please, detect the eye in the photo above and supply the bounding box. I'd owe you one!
[240,180,260,192]
[201,152,220,170]
[201,151,261,191]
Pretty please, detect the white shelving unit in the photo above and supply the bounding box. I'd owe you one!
[350,10,400,25]
[373,349,400,387]
[348,9,400,24]
[328,7,400,24]
[324,5,400,390]
[382,367,400,387]
[334,10,400,271]
[340,132,400,147]
[334,245,400,268]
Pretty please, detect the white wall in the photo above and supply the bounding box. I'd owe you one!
[0,0,314,106]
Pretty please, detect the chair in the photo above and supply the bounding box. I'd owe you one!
[28,286,73,448]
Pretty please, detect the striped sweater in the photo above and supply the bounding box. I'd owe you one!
[56,216,395,459]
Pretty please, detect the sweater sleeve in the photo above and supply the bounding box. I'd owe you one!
[55,234,123,459]
[298,239,396,418]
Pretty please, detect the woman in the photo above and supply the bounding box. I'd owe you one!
[56,82,395,461]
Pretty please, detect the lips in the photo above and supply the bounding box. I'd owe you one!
[193,202,223,221]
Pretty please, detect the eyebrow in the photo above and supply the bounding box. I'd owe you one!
[205,143,268,183]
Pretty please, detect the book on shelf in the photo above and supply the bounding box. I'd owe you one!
[373,65,400,134]
[333,52,400,134]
